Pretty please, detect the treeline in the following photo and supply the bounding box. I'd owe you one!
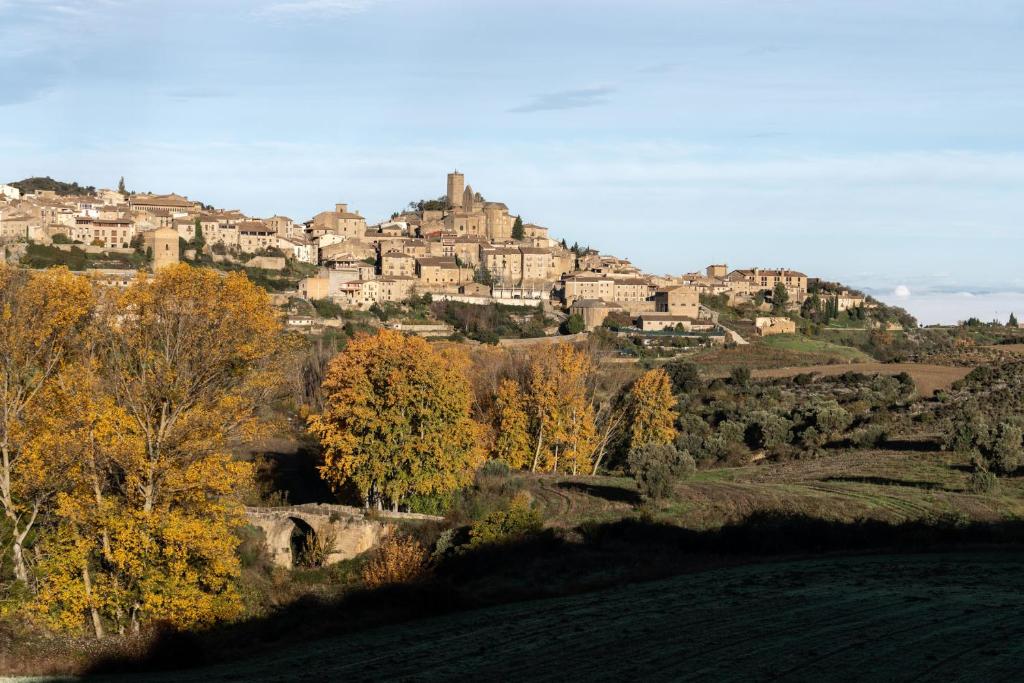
[668,364,916,467]
[940,362,1024,480]
[307,332,688,510]
[9,177,96,196]
[0,264,286,637]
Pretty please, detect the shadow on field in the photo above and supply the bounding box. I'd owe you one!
[558,481,641,504]
[879,437,943,453]
[821,475,951,491]
[85,512,1024,678]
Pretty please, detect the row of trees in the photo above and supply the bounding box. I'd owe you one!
[0,264,284,636]
[309,333,682,509]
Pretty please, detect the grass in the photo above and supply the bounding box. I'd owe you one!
[513,447,1024,533]
[93,551,1024,682]
[758,333,872,362]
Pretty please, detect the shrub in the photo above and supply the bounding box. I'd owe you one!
[744,411,793,452]
[989,422,1023,475]
[627,443,694,501]
[729,366,751,387]
[360,534,429,588]
[849,424,889,448]
[664,360,702,394]
[297,529,338,569]
[560,313,585,335]
[468,493,543,546]
[968,470,998,494]
[312,298,344,319]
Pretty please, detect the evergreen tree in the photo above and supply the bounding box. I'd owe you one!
[771,283,789,313]
[192,218,206,253]
[117,176,126,193]
[1010,312,1019,328]
[511,215,525,240]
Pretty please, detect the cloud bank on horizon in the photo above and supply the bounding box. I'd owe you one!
[1,0,1022,321]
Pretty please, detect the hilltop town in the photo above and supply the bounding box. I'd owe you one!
[1,172,882,344]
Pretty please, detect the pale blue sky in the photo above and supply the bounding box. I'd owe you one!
[2,0,1023,320]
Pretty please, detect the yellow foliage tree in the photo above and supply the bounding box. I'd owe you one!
[523,343,598,474]
[310,329,485,510]
[493,379,532,469]
[0,265,93,584]
[29,264,281,635]
[628,368,678,450]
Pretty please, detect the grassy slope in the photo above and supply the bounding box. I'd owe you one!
[101,551,1024,682]
[758,333,872,362]
[692,333,872,372]
[522,448,1024,531]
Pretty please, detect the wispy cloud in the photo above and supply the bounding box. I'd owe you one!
[636,62,679,75]
[257,0,383,17]
[166,87,231,101]
[508,86,616,114]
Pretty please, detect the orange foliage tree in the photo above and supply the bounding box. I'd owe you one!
[310,329,484,510]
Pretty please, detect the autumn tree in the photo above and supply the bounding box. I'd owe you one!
[628,368,678,452]
[30,265,283,635]
[0,265,93,584]
[493,379,532,469]
[310,329,484,510]
[522,343,598,474]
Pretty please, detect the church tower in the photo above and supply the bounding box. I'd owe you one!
[463,184,476,213]
[447,171,465,210]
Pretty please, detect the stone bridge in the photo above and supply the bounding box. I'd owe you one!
[245,503,443,569]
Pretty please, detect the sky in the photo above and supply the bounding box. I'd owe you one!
[2,0,1023,323]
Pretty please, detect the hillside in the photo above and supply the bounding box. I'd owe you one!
[97,551,1024,682]
[9,176,96,196]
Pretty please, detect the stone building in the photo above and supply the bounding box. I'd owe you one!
[729,268,808,302]
[144,226,180,271]
[755,316,797,336]
[569,299,625,331]
[654,285,700,318]
[310,203,367,239]
[382,250,416,277]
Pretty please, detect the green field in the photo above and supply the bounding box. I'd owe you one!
[758,333,872,362]
[92,551,1024,682]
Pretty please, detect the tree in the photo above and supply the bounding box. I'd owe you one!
[30,264,286,634]
[771,282,789,313]
[524,344,598,474]
[627,369,678,451]
[511,215,525,240]
[310,330,484,509]
[493,379,532,469]
[627,443,694,501]
[561,313,585,335]
[192,218,206,253]
[664,360,701,394]
[1010,312,1019,328]
[117,176,125,194]
[474,263,494,287]
[0,266,94,584]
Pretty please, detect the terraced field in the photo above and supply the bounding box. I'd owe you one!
[103,551,1024,682]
